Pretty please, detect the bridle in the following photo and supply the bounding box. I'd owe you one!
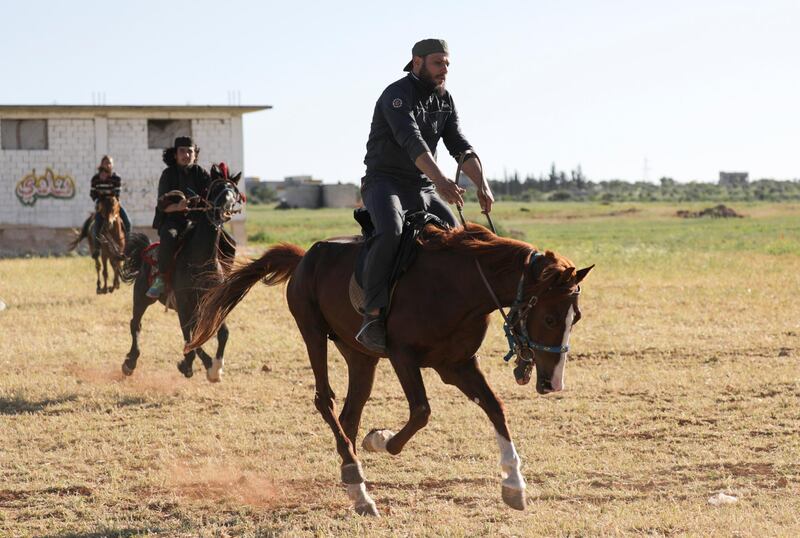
[186,178,244,230]
[474,250,581,382]
[452,150,581,383]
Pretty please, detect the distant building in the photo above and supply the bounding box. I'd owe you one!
[718,171,749,187]
[247,175,359,209]
[0,104,270,254]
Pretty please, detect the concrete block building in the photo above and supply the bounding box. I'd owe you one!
[0,104,269,254]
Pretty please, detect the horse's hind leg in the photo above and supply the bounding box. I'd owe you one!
[295,310,378,516]
[123,276,154,376]
[366,351,431,457]
[333,341,379,448]
[436,356,527,511]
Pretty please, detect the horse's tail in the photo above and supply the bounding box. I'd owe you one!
[120,232,151,284]
[68,216,92,251]
[186,243,305,352]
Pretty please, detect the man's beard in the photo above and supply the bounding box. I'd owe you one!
[419,62,446,96]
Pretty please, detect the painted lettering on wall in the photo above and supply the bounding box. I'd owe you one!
[15,168,76,206]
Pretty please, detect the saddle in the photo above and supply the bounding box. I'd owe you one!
[140,224,197,307]
[348,207,449,313]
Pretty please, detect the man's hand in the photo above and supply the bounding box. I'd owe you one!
[477,186,494,214]
[165,198,189,214]
[433,177,466,206]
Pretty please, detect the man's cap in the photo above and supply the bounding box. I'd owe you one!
[403,38,449,72]
[174,136,195,149]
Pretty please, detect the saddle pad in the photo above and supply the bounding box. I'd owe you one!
[348,210,449,314]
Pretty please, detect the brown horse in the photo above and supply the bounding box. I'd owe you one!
[70,196,126,294]
[187,223,592,515]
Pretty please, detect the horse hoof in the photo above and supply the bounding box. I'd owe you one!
[121,361,135,376]
[354,501,380,517]
[177,361,193,378]
[362,429,395,453]
[501,485,526,511]
[206,358,223,383]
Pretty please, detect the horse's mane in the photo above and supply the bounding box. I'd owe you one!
[419,222,575,280]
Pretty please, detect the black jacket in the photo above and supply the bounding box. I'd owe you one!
[151,164,210,229]
[363,73,472,186]
[90,172,121,201]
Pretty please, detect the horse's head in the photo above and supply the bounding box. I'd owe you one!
[515,253,593,394]
[206,163,244,226]
[97,196,120,223]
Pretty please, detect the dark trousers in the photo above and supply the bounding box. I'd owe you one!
[361,177,457,312]
[157,220,186,275]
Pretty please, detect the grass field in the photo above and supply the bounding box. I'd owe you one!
[1,201,799,537]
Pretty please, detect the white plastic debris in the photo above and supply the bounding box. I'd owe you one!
[708,492,738,506]
[0,299,6,312]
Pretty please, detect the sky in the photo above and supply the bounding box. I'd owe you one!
[1,0,797,184]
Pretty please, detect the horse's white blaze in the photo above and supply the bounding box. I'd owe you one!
[346,482,376,509]
[495,431,526,491]
[207,357,223,382]
[550,305,575,392]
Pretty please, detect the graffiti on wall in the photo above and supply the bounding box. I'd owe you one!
[15,168,76,206]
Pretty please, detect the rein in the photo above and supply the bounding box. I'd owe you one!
[452,151,572,383]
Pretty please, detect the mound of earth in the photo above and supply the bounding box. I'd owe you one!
[676,204,744,219]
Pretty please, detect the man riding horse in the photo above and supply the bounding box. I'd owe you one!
[357,38,495,353]
[90,155,131,258]
[146,136,235,298]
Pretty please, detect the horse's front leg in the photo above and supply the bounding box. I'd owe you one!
[176,295,199,378]
[101,253,109,293]
[202,321,227,383]
[111,258,121,292]
[436,356,527,511]
[94,254,102,294]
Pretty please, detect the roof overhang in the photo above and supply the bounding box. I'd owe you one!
[0,104,272,119]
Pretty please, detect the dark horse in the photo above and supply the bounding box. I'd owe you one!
[187,223,592,514]
[120,164,242,382]
[69,196,126,294]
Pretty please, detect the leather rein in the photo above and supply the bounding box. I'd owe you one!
[452,150,578,384]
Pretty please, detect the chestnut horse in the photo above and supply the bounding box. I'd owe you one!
[69,196,126,294]
[187,223,592,515]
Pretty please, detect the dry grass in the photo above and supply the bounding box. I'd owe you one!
[1,202,799,537]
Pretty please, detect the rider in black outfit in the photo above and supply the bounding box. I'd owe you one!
[356,38,494,353]
[146,136,210,298]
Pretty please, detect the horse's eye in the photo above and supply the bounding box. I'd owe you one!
[544,315,557,328]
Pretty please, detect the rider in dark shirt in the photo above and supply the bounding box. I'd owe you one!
[90,155,131,257]
[356,38,494,353]
[146,136,211,298]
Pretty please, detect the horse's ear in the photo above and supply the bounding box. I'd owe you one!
[210,164,220,179]
[575,265,595,284]
[560,266,575,284]
[231,172,242,185]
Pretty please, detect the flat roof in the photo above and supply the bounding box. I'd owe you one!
[0,104,271,114]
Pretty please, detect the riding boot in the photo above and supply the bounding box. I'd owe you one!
[355,312,386,354]
[146,275,165,299]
